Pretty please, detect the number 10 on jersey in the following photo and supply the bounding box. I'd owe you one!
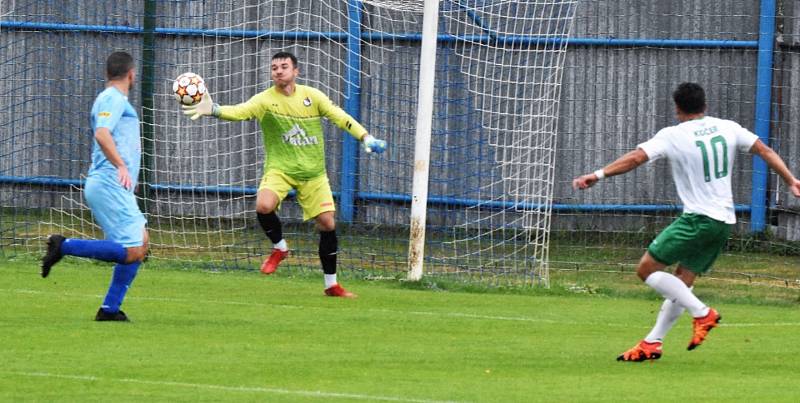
[695,135,728,182]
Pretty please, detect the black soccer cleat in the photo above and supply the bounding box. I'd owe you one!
[41,234,66,278]
[95,308,130,322]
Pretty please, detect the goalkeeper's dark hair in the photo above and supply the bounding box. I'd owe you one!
[272,51,298,68]
[672,82,706,114]
[106,51,135,80]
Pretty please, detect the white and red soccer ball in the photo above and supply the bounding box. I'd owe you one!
[172,72,206,106]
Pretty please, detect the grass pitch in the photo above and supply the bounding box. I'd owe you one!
[1,257,799,402]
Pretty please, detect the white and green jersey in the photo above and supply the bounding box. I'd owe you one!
[638,116,758,224]
[218,84,368,180]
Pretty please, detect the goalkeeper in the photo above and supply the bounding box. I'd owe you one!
[184,51,386,298]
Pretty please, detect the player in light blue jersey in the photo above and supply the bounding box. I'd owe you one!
[41,51,148,322]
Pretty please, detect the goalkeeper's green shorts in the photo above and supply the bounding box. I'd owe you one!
[647,213,731,274]
[259,169,335,221]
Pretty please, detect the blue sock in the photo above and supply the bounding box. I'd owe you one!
[101,261,141,313]
[61,238,128,264]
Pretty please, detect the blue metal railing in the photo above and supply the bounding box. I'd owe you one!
[0,20,759,49]
[339,0,363,223]
[0,176,83,187]
[0,175,750,214]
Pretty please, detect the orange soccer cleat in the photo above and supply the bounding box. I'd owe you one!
[616,340,663,362]
[324,284,357,298]
[688,308,721,351]
[260,249,289,275]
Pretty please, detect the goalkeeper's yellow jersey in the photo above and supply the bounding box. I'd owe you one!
[218,84,367,180]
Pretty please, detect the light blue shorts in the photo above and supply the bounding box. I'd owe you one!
[84,176,147,248]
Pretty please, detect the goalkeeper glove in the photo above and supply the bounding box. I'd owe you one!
[182,90,219,120]
[362,134,387,154]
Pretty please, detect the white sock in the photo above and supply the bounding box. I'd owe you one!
[644,297,685,343]
[644,271,709,318]
[273,239,288,251]
[324,274,337,289]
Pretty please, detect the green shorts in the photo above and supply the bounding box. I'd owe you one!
[647,213,731,274]
[259,169,335,221]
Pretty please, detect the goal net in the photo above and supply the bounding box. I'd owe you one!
[0,0,579,286]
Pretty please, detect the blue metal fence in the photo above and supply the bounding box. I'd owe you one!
[751,0,777,232]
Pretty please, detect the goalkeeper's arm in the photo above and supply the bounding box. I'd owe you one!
[314,89,387,154]
[182,88,263,121]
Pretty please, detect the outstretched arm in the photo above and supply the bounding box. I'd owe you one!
[572,148,649,190]
[750,139,800,197]
[183,89,264,121]
[315,89,367,140]
[316,90,386,153]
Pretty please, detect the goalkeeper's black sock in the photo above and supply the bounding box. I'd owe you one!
[319,230,338,278]
[257,212,284,245]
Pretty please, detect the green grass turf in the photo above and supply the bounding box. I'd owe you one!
[1,257,800,402]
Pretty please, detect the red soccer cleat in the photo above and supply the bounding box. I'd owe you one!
[324,284,357,298]
[260,249,289,275]
[688,308,721,351]
[617,340,663,362]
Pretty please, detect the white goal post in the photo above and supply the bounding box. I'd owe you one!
[408,0,442,281]
[407,0,579,285]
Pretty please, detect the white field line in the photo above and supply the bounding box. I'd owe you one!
[2,288,799,328]
[1,371,461,403]
[3,287,627,327]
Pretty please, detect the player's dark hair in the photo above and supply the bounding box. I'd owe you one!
[106,51,135,80]
[272,51,298,68]
[672,82,706,114]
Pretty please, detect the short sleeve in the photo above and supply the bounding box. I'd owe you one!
[637,128,671,162]
[733,123,759,151]
[94,93,126,131]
